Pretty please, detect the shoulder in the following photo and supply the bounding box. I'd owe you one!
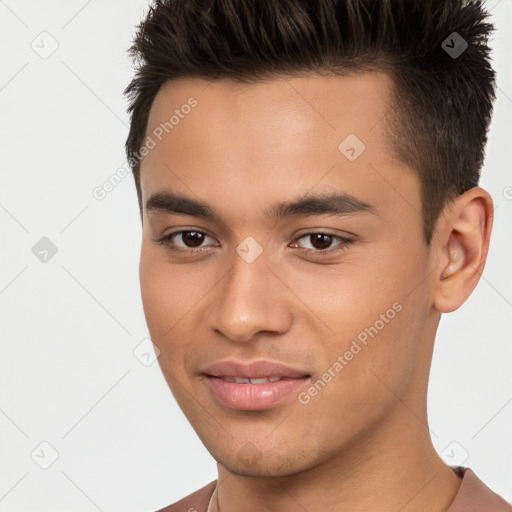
[154,480,217,512]
[449,466,512,512]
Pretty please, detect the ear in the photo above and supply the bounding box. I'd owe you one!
[432,187,494,313]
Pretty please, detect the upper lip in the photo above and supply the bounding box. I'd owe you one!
[201,360,310,379]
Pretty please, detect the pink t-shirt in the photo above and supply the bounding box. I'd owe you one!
[156,466,512,512]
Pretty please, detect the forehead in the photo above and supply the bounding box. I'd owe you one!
[145,71,393,143]
[140,72,419,228]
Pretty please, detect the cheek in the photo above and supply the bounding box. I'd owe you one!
[139,246,219,372]
[139,248,188,350]
[287,252,424,400]
[139,246,199,325]
[139,253,167,331]
[292,304,420,446]
[139,255,193,403]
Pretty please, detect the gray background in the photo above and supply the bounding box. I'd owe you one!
[0,1,511,510]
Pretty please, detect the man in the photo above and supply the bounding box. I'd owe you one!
[123,0,511,510]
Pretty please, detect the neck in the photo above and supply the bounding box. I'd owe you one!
[212,398,462,512]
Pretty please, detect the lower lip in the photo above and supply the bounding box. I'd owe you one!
[205,376,310,411]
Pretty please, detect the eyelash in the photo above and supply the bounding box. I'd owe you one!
[156,230,354,256]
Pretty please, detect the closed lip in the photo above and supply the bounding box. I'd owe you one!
[200,360,310,379]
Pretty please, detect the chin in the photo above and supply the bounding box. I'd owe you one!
[223,461,307,478]
[216,448,315,478]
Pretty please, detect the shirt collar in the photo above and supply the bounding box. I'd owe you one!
[447,466,512,511]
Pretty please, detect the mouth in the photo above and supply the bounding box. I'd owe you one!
[204,375,311,410]
[201,360,311,410]
[219,376,287,384]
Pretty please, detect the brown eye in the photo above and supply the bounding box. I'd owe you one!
[293,232,354,254]
[308,233,334,250]
[179,231,205,248]
[157,230,217,253]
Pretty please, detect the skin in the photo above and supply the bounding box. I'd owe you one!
[138,72,494,512]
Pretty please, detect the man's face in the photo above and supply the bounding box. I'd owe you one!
[138,73,439,476]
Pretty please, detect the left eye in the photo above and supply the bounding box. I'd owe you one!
[157,230,353,254]
[291,232,352,253]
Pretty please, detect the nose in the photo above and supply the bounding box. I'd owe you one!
[207,248,293,343]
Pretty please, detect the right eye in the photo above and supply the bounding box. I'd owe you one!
[157,230,219,254]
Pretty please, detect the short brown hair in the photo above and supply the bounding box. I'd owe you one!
[124,0,497,245]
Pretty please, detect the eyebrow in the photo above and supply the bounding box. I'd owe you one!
[145,190,378,222]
